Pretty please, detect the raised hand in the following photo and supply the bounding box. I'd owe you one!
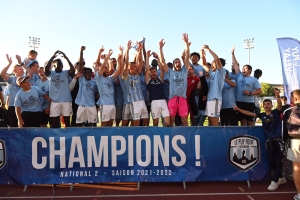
[232,46,235,55]
[81,46,86,51]
[146,50,152,58]
[274,88,280,98]
[119,45,124,53]
[74,72,83,79]
[201,49,206,57]
[6,54,12,64]
[182,33,189,43]
[159,39,165,48]
[16,55,22,64]
[152,52,159,59]
[60,51,66,58]
[127,40,132,50]
[108,49,113,58]
[99,45,105,54]
[203,44,210,50]
[117,53,122,60]
[53,50,60,56]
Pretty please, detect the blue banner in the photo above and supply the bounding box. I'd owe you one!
[277,37,300,102]
[0,127,268,185]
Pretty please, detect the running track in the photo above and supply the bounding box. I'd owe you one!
[0,180,297,200]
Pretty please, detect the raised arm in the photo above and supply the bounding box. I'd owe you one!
[137,43,143,74]
[118,45,124,75]
[45,50,60,76]
[1,54,13,81]
[159,39,169,73]
[96,45,105,68]
[79,46,85,73]
[60,51,75,76]
[232,46,240,74]
[200,49,210,72]
[203,45,222,69]
[274,88,282,111]
[99,49,113,76]
[145,50,151,81]
[182,33,190,69]
[16,55,33,77]
[123,40,132,77]
[112,54,123,79]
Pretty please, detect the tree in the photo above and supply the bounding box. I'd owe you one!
[260,82,273,97]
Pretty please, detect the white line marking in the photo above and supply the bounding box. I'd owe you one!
[0,191,296,199]
[247,195,255,200]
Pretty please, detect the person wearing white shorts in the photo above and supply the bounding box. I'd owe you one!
[205,99,222,118]
[201,45,226,126]
[122,103,131,121]
[45,50,75,128]
[99,105,116,122]
[122,41,149,126]
[50,102,73,117]
[145,49,170,126]
[130,100,149,120]
[95,47,122,126]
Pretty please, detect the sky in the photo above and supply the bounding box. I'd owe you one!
[0,0,299,84]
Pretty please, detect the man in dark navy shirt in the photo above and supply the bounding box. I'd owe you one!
[234,88,287,191]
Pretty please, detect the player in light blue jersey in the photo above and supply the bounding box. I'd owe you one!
[232,46,262,126]
[1,54,33,127]
[220,70,238,126]
[96,46,122,126]
[75,46,98,126]
[45,50,75,128]
[36,67,50,127]
[122,41,149,126]
[182,50,206,78]
[28,61,40,86]
[160,34,191,126]
[14,76,51,128]
[201,45,226,126]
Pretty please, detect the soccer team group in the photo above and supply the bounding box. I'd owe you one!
[0,33,299,199]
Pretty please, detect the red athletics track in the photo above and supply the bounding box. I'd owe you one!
[0,180,297,200]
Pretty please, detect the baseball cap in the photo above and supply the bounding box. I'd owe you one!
[16,76,29,86]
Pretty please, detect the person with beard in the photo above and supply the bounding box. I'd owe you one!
[122,41,149,126]
[96,46,122,126]
[234,88,287,191]
[1,54,33,127]
[145,48,170,127]
[14,76,51,128]
[45,50,75,128]
[159,34,190,126]
[70,57,87,127]
[232,46,261,126]
[72,46,98,126]
[35,66,50,127]
[201,45,226,126]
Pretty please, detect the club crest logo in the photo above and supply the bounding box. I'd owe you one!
[0,140,6,170]
[228,135,260,171]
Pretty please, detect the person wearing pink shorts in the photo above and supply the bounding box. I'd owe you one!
[159,33,190,126]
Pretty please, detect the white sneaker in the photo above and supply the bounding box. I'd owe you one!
[268,181,278,191]
[294,194,300,200]
[278,177,287,185]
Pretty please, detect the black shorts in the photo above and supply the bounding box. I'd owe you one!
[236,101,255,122]
[220,108,238,126]
[8,106,18,127]
[41,110,50,125]
[22,111,43,127]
